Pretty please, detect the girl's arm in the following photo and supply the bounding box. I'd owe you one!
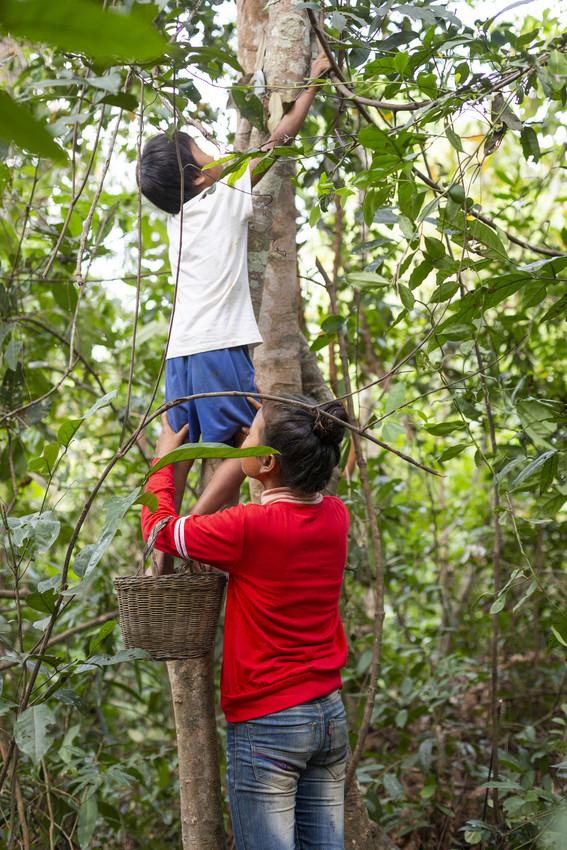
[248,51,331,188]
[140,416,245,568]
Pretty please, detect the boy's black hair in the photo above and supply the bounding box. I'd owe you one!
[139,131,200,214]
[262,396,349,494]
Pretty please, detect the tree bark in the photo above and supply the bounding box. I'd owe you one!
[234,4,397,849]
[167,653,226,850]
[166,459,229,850]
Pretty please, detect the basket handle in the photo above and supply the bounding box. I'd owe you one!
[138,516,174,576]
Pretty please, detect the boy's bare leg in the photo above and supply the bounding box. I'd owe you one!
[153,459,193,575]
[191,458,245,516]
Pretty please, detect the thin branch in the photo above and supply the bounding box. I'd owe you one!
[413,167,566,258]
[308,12,565,259]
[120,77,145,445]
[42,106,106,279]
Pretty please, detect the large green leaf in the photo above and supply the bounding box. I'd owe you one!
[14,704,57,764]
[7,511,60,552]
[0,89,65,160]
[0,0,168,61]
[231,86,265,131]
[77,793,98,850]
[148,443,278,477]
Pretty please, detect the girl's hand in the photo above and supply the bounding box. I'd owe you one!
[310,50,332,79]
[155,413,189,458]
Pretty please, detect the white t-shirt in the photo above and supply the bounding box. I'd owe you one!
[166,167,263,359]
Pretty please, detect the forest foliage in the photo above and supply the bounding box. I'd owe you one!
[0,0,566,848]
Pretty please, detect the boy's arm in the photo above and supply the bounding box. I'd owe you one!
[248,51,331,188]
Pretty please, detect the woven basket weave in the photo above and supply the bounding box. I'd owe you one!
[114,571,227,661]
[114,517,227,661]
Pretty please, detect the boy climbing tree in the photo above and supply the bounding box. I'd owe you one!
[139,50,331,574]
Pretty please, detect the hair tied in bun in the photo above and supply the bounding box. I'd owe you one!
[311,401,349,447]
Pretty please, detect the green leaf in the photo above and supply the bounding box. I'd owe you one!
[149,443,278,477]
[517,398,557,445]
[520,126,540,162]
[541,293,567,323]
[0,0,168,61]
[43,443,59,473]
[424,236,445,261]
[100,93,138,111]
[346,272,390,288]
[231,86,265,131]
[82,390,116,419]
[408,259,433,289]
[0,90,65,161]
[395,708,408,728]
[437,443,470,463]
[14,704,57,764]
[4,337,22,370]
[310,333,334,352]
[466,219,507,260]
[551,625,567,648]
[483,274,531,309]
[448,184,466,205]
[135,491,158,512]
[186,45,242,73]
[89,620,117,655]
[397,175,423,221]
[510,450,557,490]
[383,773,405,800]
[73,489,142,579]
[426,421,463,436]
[309,205,321,227]
[7,512,60,552]
[75,648,149,673]
[399,284,414,309]
[77,793,98,850]
[490,595,506,615]
[26,589,57,614]
[445,126,464,152]
[321,315,344,333]
[430,279,459,303]
[57,418,82,448]
[226,158,250,187]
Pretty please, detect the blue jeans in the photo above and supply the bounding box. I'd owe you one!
[227,690,347,850]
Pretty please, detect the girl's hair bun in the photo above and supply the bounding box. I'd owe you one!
[312,400,349,446]
[261,395,349,493]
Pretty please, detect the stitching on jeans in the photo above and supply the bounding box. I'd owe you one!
[255,752,294,772]
[230,726,249,850]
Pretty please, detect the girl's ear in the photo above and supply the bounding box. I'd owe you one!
[259,454,278,475]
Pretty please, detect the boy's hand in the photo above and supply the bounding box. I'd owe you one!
[155,413,189,458]
[310,50,332,79]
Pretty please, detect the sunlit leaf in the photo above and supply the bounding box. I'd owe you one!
[0,0,168,61]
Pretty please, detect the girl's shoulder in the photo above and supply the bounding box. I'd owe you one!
[322,494,350,522]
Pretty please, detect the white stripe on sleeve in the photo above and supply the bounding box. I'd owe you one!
[176,516,189,560]
[173,518,184,558]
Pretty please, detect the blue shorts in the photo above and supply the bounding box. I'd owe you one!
[165,345,257,445]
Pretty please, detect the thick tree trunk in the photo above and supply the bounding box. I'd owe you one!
[167,460,229,850]
[235,5,397,850]
[167,653,226,850]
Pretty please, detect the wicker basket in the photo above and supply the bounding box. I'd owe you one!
[114,517,227,661]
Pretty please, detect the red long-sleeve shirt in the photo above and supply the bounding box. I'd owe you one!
[141,463,349,722]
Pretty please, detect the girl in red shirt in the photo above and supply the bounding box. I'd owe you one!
[141,398,350,850]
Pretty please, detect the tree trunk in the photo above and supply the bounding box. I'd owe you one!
[167,653,226,850]
[235,5,397,850]
[167,459,230,850]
